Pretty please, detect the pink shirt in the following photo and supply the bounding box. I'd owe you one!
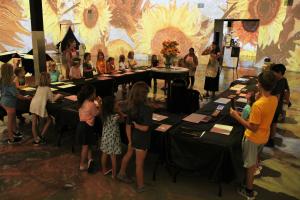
[69,66,82,79]
[79,100,99,126]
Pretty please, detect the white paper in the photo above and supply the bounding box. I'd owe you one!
[58,84,75,88]
[210,124,233,135]
[230,84,246,91]
[50,82,64,85]
[236,98,248,103]
[152,113,168,121]
[155,124,172,132]
[21,87,36,91]
[237,78,249,82]
[183,113,208,123]
[50,88,58,91]
[214,98,231,104]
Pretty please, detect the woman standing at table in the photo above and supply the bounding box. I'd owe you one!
[202,42,221,98]
[62,39,77,79]
[96,50,106,74]
[118,82,153,192]
[184,48,198,89]
[127,51,137,70]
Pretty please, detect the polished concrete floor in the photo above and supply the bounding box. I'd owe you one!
[1,66,300,200]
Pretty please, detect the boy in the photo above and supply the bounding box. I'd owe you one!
[230,71,278,199]
[268,64,289,147]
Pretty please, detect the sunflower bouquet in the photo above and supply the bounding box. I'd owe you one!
[160,40,180,68]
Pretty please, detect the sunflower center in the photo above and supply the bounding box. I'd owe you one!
[249,0,281,26]
[83,4,99,28]
[151,27,192,56]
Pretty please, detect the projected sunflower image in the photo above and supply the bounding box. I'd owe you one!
[0,0,29,51]
[76,0,112,50]
[231,0,287,49]
[134,2,204,56]
[287,40,300,72]
[232,21,258,46]
[43,0,61,44]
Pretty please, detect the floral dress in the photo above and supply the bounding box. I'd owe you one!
[100,114,121,155]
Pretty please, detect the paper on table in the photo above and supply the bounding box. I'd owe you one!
[64,95,77,101]
[214,98,231,104]
[155,124,172,132]
[239,93,247,97]
[152,113,168,121]
[58,84,75,88]
[210,124,233,135]
[50,88,58,91]
[236,98,248,103]
[21,87,36,91]
[230,84,246,91]
[50,82,64,85]
[183,113,208,123]
[237,78,249,82]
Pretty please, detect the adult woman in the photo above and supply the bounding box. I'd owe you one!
[118,82,153,192]
[62,39,77,79]
[202,42,221,97]
[184,48,198,88]
[96,50,106,74]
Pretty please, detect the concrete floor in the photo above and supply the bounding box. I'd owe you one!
[0,66,300,200]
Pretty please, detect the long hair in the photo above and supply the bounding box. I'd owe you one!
[127,82,149,118]
[77,84,96,107]
[102,96,115,122]
[97,50,105,61]
[119,54,125,63]
[127,51,134,59]
[1,63,14,86]
[39,72,51,87]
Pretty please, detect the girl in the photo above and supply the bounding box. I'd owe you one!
[96,50,106,74]
[77,84,102,171]
[184,48,198,89]
[83,52,94,78]
[100,96,122,178]
[119,54,127,71]
[30,72,62,145]
[241,89,257,120]
[118,82,153,192]
[0,64,31,144]
[69,57,82,79]
[127,51,137,69]
[14,67,27,88]
[106,57,116,74]
[62,39,77,79]
[48,61,60,83]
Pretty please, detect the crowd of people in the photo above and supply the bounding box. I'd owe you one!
[0,37,292,197]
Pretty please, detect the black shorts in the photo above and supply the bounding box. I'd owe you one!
[76,121,98,145]
[132,130,151,150]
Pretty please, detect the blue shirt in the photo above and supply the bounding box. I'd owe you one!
[50,71,60,82]
[241,104,251,120]
[0,84,19,108]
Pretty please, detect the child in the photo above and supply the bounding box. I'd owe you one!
[127,51,137,69]
[0,64,31,144]
[119,54,127,71]
[77,84,102,171]
[241,89,257,120]
[69,57,82,79]
[96,50,106,74]
[14,67,27,88]
[106,57,116,74]
[100,96,122,178]
[83,52,94,78]
[118,82,153,193]
[29,72,62,145]
[48,61,60,83]
[230,71,278,199]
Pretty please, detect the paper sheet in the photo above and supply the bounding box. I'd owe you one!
[64,95,77,101]
[230,84,246,91]
[239,93,247,97]
[155,124,172,132]
[50,88,58,91]
[21,87,36,91]
[58,84,75,89]
[210,124,233,135]
[183,113,208,123]
[214,98,231,104]
[236,78,249,82]
[236,98,248,103]
[152,113,168,121]
[50,82,64,85]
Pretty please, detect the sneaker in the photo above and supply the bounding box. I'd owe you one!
[135,186,146,193]
[117,173,133,184]
[7,137,22,144]
[237,187,257,200]
[13,131,23,138]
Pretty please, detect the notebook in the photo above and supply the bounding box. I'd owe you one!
[152,113,168,121]
[210,124,233,135]
[214,98,231,104]
[155,124,172,132]
[183,113,209,123]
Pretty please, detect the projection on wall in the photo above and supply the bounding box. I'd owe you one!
[0,0,300,71]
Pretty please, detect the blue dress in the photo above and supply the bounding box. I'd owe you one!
[0,84,19,108]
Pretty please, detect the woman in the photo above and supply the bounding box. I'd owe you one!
[202,42,221,97]
[118,82,153,193]
[62,39,77,79]
[184,48,198,88]
[96,50,106,74]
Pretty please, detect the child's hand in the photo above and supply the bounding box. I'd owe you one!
[95,96,102,105]
[230,108,239,119]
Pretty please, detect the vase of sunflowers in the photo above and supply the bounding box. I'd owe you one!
[161,40,180,69]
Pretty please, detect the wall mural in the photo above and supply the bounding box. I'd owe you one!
[0,0,299,71]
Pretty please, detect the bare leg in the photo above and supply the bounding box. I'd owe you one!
[31,114,39,141]
[41,116,52,137]
[135,149,147,189]
[80,145,88,169]
[6,108,16,140]
[119,145,134,176]
[110,154,117,178]
[101,152,108,174]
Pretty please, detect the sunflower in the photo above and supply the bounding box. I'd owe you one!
[134,3,203,56]
[230,0,287,49]
[232,21,258,46]
[76,0,112,51]
[286,40,300,72]
[0,0,29,51]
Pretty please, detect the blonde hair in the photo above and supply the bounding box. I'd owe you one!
[39,72,51,86]
[127,82,149,117]
[1,63,14,86]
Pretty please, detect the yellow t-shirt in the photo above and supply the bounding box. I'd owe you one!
[245,95,278,144]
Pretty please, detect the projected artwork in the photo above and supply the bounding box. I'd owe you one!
[1,0,300,71]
